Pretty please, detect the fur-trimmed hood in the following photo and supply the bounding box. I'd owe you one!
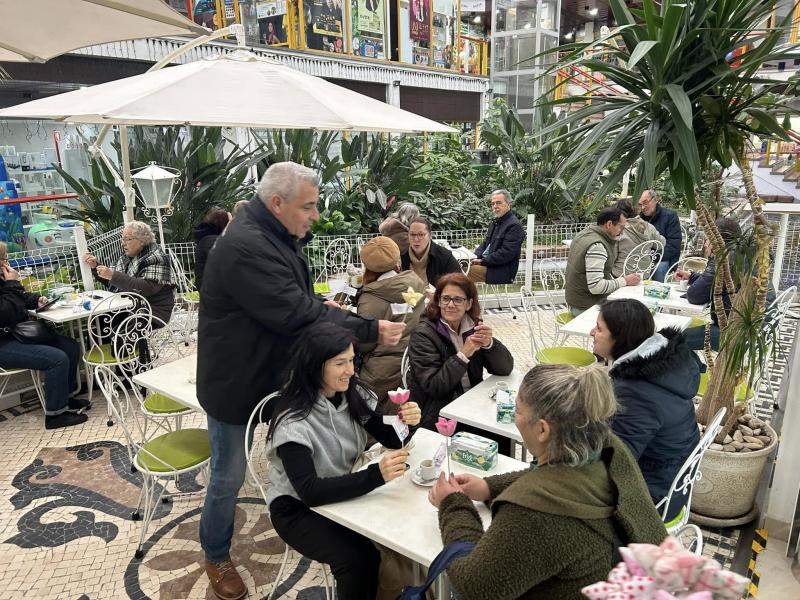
[610,327,699,400]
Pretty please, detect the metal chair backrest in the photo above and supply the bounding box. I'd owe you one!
[167,248,195,295]
[93,364,144,464]
[245,392,281,508]
[86,292,152,363]
[664,256,708,283]
[518,286,543,360]
[113,313,185,379]
[680,223,689,258]
[657,407,726,528]
[622,239,664,278]
[401,347,411,388]
[323,238,352,281]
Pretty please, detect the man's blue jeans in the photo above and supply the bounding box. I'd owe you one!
[199,414,253,563]
[652,260,670,282]
[0,335,79,415]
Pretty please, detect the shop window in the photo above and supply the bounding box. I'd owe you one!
[188,0,240,30]
[430,0,457,69]
[398,0,431,66]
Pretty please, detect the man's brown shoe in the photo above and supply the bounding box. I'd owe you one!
[206,559,247,600]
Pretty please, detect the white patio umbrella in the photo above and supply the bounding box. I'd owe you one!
[0,0,208,63]
[0,50,456,133]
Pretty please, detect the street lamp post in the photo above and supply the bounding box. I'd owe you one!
[131,162,181,249]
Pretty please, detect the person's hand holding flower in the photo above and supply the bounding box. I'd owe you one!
[428,472,463,508]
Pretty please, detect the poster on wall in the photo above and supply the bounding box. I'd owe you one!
[409,0,430,42]
[312,0,344,36]
[412,45,430,65]
[257,0,288,44]
[357,0,384,33]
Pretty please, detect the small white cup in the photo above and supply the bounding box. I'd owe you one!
[419,459,437,481]
[496,381,509,392]
[679,279,688,291]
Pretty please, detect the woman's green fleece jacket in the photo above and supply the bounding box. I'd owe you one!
[437,433,668,600]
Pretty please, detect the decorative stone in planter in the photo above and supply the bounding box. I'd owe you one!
[690,420,777,527]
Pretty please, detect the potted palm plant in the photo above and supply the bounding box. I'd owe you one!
[538,0,798,524]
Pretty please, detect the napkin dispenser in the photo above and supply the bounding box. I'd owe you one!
[450,432,498,471]
[643,283,670,300]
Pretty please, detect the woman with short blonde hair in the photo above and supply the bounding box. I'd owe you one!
[428,363,666,599]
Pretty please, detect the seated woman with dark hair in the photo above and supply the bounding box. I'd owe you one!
[591,299,700,507]
[407,272,513,433]
[265,322,422,600]
[428,363,667,599]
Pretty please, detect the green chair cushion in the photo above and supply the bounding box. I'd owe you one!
[84,343,138,364]
[664,505,687,531]
[556,311,574,325]
[696,372,753,401]
[143,392,191,415]
[536,346,596,367]
[183,291,200,303]
[689,317,708,329]
[137,428,211,473]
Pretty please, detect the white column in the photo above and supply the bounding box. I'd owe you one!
[72,226,95,292]
[119,126,135,224]
[386,82,401,108]
[525,214,536,290]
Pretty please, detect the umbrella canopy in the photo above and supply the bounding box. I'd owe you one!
[0,50,456,133]
[0,0,208,63]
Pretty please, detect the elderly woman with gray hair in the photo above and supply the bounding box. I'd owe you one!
[83,221,175,324]
[428,363,666,599]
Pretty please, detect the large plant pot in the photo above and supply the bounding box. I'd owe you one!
[690,424,777,526]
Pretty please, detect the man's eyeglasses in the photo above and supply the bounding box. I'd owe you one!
[409,233,428,239]
[440,295,467,306]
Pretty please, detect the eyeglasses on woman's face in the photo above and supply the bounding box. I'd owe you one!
[439,294,467,306]
[409,232,428,239]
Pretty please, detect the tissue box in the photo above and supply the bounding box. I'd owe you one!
[450,432,498,471]
[643,283,670,300]
[496,390,516,424]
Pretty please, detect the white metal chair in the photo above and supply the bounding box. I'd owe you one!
[245,393,334,600]
[94,364,210,560]
[519,287,595,367]
[538,258,578,345]
[0,367,45,414]
[655,407,727,554]
[167,249,199,344]
[622,239,664,279]
[83,292,152,426]
[323,238,352,282]
[664,257,708,283]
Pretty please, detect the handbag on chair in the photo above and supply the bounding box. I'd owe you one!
[2,319,57,345]
[396,541,474,600]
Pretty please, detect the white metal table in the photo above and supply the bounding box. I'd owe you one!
[439,371,524,444]
[608,282,707,315]
[560,303,693,338]
[132,353,200,412]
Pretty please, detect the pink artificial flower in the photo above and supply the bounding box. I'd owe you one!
[435,417,457,437]
[388,388,410,405]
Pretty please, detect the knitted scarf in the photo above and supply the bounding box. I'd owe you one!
[408,241,430,285]
[113,243,174,287]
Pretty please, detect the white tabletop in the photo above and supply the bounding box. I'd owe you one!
[450,246,477,261]
[312,427,528,568]
[30,290,128,324]
[439,372,524,443]
[560,304,693,338]
[132,354,202,412]
[608,283,707,315]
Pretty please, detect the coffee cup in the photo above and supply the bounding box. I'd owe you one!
[419,458,437,481]
[679,279,688,291]
[496,381,509,392]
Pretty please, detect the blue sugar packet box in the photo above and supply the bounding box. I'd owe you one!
[450,432,498,471]
[496,389,516,424]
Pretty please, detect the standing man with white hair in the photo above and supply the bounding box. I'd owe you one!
[196,161,405,600]
[468,189,525,285]
[83,220,175,324]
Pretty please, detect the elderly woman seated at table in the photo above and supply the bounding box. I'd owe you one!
[83,221,175,325]
[355,236,425,409]
[0,242,87,430]
[265,322,422,600]
[407,272,513,431]
[428,363,667,600]
[591,299,699,511]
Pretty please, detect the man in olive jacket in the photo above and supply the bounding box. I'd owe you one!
[197,162,405,600]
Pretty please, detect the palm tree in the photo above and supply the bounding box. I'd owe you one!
[538,0,799,439]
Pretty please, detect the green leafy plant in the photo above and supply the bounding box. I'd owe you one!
[57,159,126,234]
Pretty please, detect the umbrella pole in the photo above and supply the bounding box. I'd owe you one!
[119,126,134,223]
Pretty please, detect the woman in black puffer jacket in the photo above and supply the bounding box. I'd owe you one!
[590,299,700,515]
[193,207,230,291]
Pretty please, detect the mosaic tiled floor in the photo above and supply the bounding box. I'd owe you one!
[0,306,794,599]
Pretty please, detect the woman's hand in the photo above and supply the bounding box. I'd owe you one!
[83,253,98,269]
[470,323,493,348]
[379,449,409,483]
[38,296,51,308]
[428,472,463,508]
[1,264,20,281]
[96,265,113,280]
[398,401,421,426]
[452,473,490,502]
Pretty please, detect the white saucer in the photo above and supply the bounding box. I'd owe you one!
[410,468,437,487]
